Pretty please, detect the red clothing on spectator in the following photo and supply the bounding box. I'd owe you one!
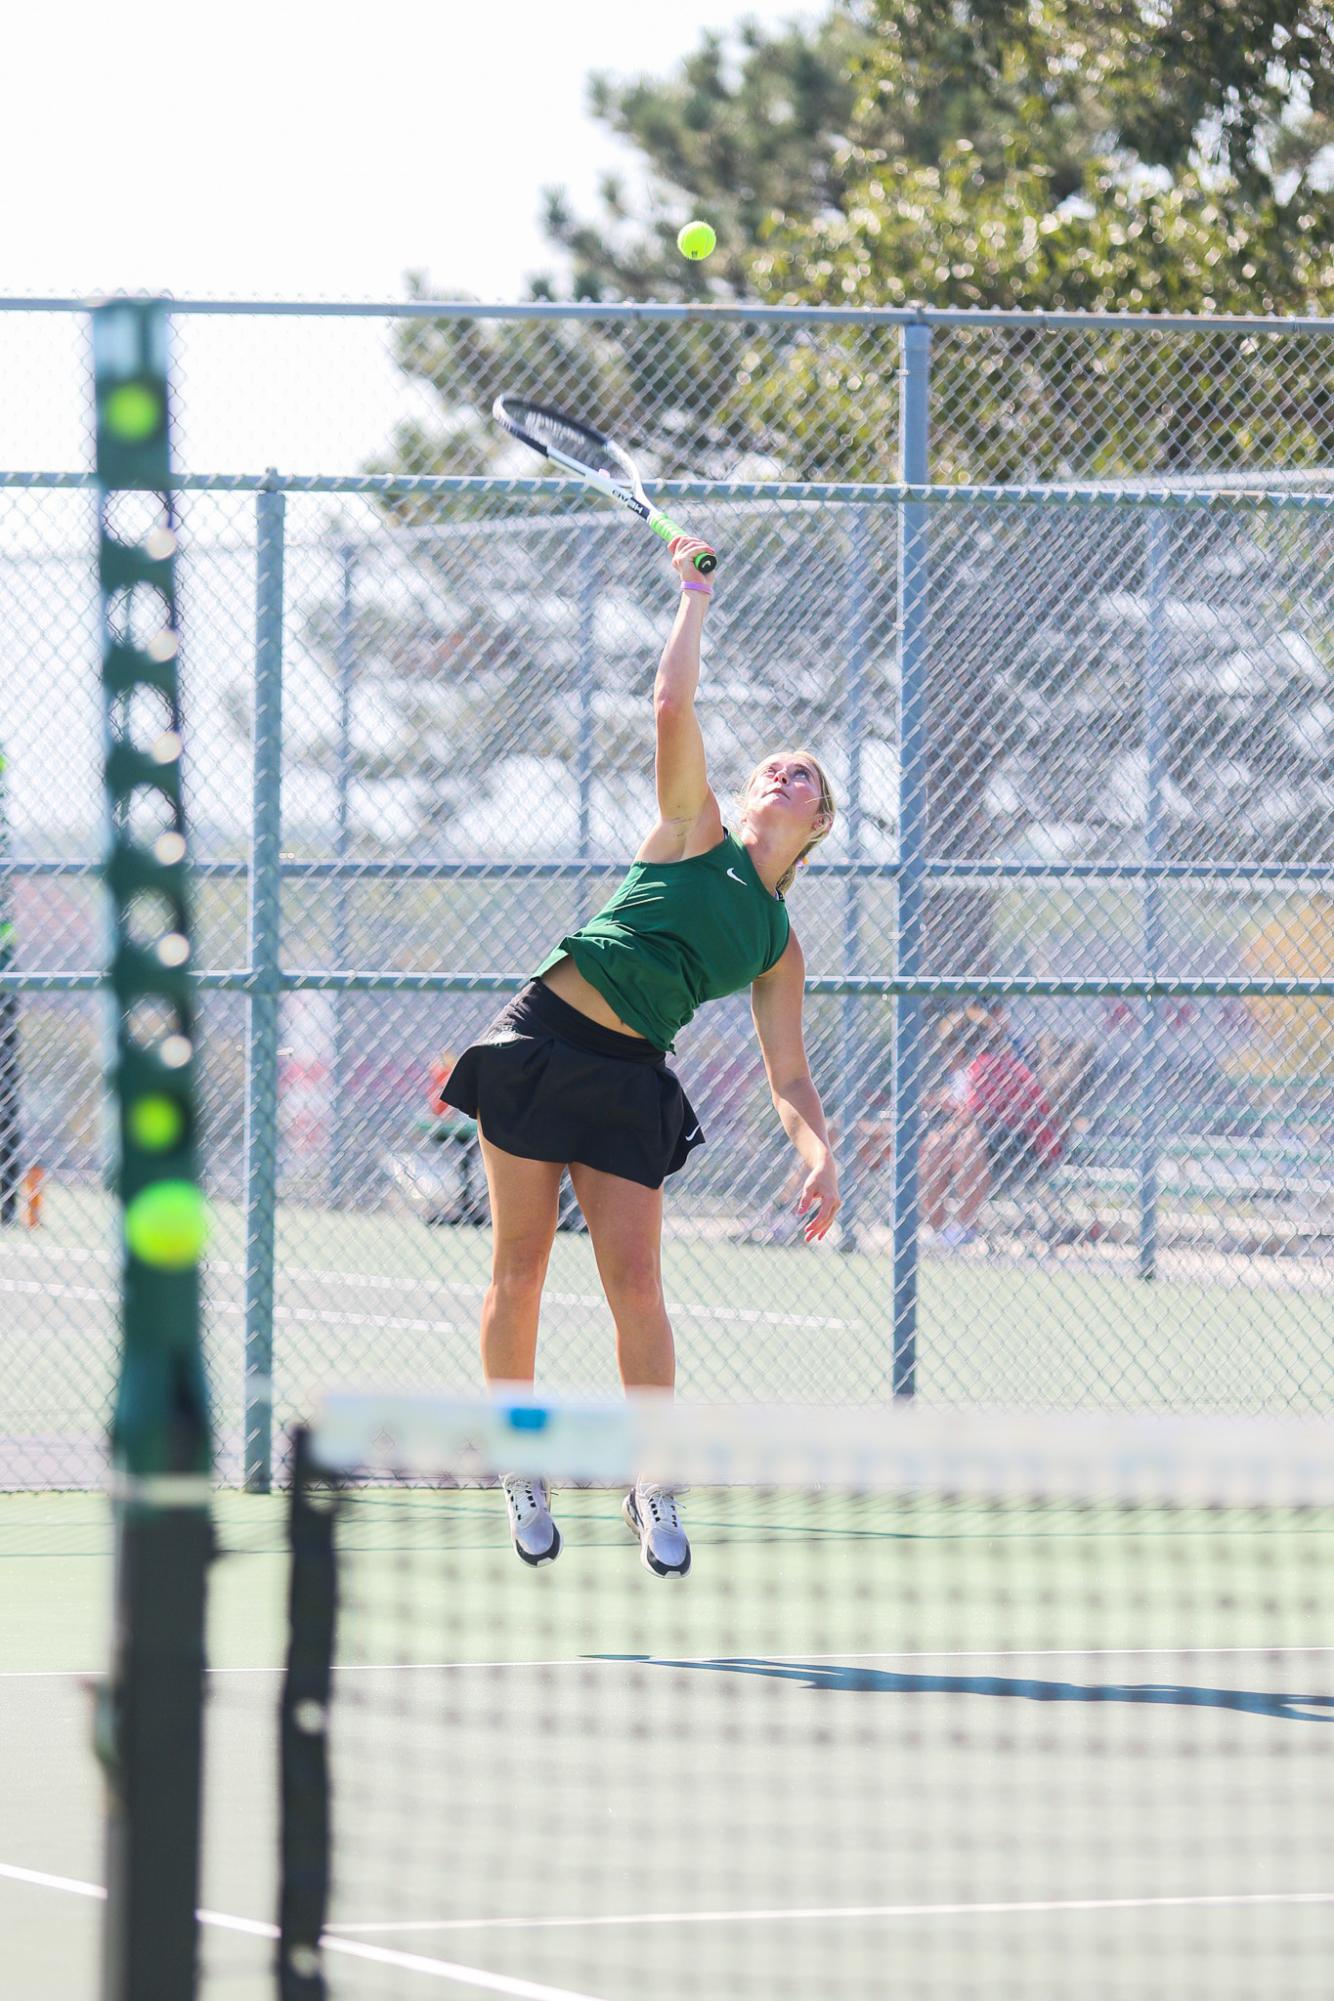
[965,1050,1064,1164]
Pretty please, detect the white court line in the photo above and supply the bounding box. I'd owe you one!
[0,1246,855,1331]
[0,1863,104,1900]
[315,1936,609,1998]
[6,1642,1334,1681]
[5,1863,1331,1987]
[0,1864,608,2001]
[0,1274,457,1340]
[329,1888,1334,1937]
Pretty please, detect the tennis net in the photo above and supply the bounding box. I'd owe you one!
[278,1395,1334,2001]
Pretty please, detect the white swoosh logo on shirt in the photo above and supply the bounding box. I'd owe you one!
[684,1125,701,1141]
[726,867,746,884]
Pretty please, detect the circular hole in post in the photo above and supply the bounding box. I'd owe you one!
[125,786,177,846]
[125,996,181,1050]
[124,891,178,950]
[106,582,173,651]
[112,683,175,754]
[105,492,171,547]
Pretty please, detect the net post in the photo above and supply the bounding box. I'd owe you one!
[244,476,286,1491]
[892,321,932,1396]
[92,295,212,2001]
[278,1425,337,2001]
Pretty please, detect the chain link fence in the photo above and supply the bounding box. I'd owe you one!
[1,300,1332,1489]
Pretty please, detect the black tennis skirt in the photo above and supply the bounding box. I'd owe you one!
[440,981,706,1190]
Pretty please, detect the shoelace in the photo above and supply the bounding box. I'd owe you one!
[641,1485,680,1531]
[505,1477,548,1520]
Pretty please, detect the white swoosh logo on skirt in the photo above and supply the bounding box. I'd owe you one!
[684,1125,701,1141]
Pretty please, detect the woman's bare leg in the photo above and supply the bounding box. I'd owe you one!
[477,1133,564,1385]
[567,1162,674,1390]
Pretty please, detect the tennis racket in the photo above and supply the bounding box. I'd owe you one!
[491,396,718,574]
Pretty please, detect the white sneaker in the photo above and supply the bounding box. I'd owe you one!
[501,1475,561,1566]
[622,1482,690,1578]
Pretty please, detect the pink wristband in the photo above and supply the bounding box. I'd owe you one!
[681,581,712,595]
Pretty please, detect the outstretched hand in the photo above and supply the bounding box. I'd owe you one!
[796,1157,841,1243]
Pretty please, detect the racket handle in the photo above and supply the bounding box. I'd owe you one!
[654,514,719,574]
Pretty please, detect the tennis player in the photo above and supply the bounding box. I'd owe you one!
[441,535,840,1577]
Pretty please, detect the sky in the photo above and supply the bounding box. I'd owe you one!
[1,2,833,839]
[2,0,822,302]
[0,0,823,478]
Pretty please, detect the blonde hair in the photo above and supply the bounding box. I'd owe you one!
[739,749,837,897]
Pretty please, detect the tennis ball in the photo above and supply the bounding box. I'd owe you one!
[125,1180,208,1270]
[127,1093,185,1153]
[677,219,716,261]
[103,382,163,443]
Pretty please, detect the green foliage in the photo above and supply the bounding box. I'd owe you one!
[543,13,873,301]
[535,0,1334,317]
[336,2,1334,913]
[375,2,1332,500]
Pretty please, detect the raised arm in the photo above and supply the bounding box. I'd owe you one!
[642,537,724,857]
[751,930,841,1243]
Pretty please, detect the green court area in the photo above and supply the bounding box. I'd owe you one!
[5,1481,1333,2000]
[4,1186,1332,1490]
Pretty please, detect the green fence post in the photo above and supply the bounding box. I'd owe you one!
[92,296,212,2001]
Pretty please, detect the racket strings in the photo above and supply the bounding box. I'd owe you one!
[503,399,636,485]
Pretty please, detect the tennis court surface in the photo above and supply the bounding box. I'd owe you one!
[4,1396,1334,1999]
[267,1396,1334,2001]
[7,1186,1333,1494]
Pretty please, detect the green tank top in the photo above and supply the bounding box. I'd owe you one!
[533,830,791,1052]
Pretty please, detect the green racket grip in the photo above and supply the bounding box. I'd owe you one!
[651,513,719,574]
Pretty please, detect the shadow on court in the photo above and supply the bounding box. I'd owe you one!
[596,1654,1334,1722]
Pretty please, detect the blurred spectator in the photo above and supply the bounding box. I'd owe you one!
[424,1050,486,1225]
[922,1007,1064,1247]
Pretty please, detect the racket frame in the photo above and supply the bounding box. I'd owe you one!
[492,395,718,574]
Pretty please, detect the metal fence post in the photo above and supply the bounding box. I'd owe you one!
[575,526,597,924]
[838,506,870,1253]
[0,743,18,1224]
[892,322,932,1397]
[1138,508,1169,1282]
[244,478,285,1491]
[329,542,356,1207]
